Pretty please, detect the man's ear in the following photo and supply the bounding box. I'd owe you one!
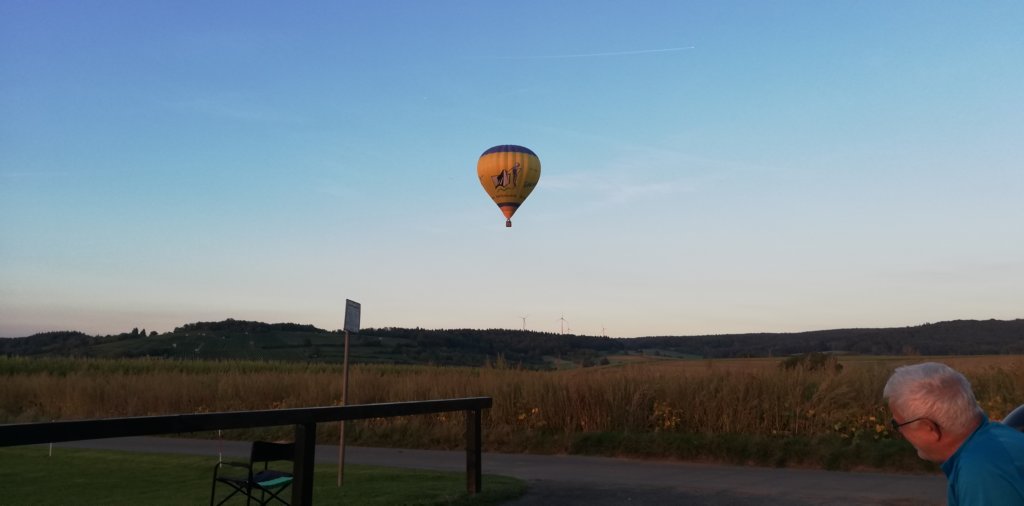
[924,419,943,441]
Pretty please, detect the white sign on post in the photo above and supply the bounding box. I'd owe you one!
[339,298,360,486]
[344,299,361,333]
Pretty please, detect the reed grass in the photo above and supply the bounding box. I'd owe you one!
[3,355,1022,470]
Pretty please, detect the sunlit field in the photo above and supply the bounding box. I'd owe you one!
[2,355,1022,471]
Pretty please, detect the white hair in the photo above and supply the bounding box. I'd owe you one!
[883,362,982,436]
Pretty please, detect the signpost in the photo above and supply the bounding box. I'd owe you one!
[338,299,360,486]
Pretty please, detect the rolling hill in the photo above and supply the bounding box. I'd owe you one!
[2,318,1022,369]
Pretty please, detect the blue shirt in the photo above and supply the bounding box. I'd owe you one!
[941,414,1024,506]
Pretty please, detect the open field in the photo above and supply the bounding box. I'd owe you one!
[2,354,1022,472]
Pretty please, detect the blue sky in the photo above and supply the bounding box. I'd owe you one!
[2,1,1022,338]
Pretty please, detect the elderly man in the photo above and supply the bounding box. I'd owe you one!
[883,362,1024,505]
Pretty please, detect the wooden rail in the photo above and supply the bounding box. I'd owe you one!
[0,396,493,505]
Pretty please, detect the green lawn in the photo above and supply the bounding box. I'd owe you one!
[0,446,525,505]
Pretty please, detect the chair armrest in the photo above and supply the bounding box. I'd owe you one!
[212,460,253,479]
[217,461,252,470]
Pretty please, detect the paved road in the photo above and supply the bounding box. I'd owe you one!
[57,437,946,505]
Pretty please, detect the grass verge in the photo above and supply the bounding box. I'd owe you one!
[0,446,525,505]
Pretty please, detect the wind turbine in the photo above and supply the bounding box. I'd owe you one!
[520,315,528,331]
[559,314,568,335]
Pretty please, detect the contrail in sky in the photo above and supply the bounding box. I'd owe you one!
[505,46,695,59]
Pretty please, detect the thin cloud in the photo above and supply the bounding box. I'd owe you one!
[543,171,690,204]
[0,170,74,180]
[503,46,695,60]
[161,95,302,124]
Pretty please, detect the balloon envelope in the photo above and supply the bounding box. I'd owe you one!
[477,145,541,227]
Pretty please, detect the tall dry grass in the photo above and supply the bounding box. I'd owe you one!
[2,355,1022,457]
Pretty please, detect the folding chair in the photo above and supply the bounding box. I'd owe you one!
[210,441,295,506]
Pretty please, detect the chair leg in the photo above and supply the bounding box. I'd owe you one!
[266,486,291,506]
[252,486,288,506]
[211,480,245,506]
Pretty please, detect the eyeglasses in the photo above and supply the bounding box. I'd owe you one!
[890,416,928,432]
[890,416,941,438]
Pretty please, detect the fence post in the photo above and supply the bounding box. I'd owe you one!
[292,422,317,506]
[465,408,482,494]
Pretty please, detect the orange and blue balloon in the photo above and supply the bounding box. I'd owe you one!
[477,145,541,227]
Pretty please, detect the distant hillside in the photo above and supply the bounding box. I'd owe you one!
[627,319,1024,357]
[2,318,1022,368]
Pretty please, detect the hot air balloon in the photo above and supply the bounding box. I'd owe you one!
[477,145,541,227]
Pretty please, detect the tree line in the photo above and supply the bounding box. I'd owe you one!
[2,318,1022,364]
